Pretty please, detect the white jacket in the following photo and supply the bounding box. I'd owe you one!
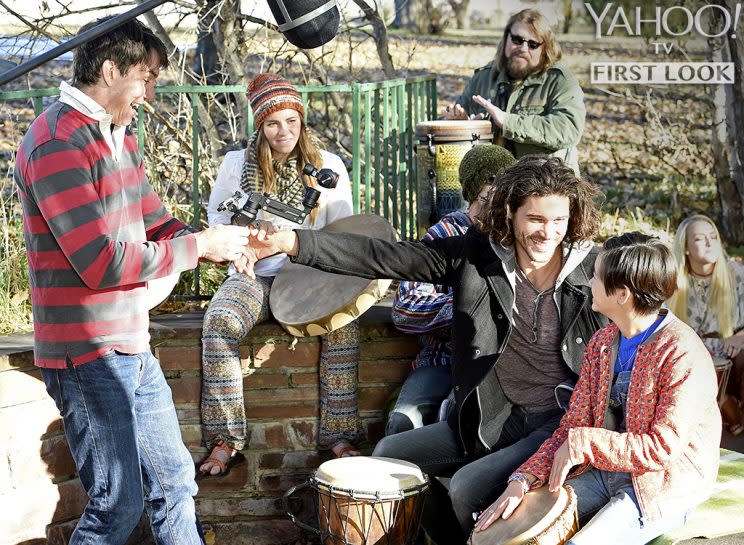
[207,149,353,277]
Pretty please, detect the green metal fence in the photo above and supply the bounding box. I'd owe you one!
[0,76,437,297]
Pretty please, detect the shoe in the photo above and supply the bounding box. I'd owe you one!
[331,440,361,458]
[197,440,239,477]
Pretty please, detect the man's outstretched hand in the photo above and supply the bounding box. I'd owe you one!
[234,227,299,278]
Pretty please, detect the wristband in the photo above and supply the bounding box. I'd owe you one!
[508,472,532,495]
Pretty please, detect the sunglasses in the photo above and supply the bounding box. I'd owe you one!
[509,32,543,50]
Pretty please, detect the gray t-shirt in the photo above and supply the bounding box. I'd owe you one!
[496,267,572,413]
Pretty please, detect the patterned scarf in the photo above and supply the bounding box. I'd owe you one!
[238,132,304,208]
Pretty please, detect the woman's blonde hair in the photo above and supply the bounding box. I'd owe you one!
[255,117,323,225]
[668,214,735,338]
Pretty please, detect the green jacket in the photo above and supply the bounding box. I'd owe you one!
[456,62,585,173]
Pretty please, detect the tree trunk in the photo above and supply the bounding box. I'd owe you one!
[392,0,413,29]
[211,0,252,136]
[713,0,744,244]
[413,0,433,34]
[562,0,573,34]
[194,0,220,84]
[448,0,470,30]
[351,0,396,78]
[710,36,741,241]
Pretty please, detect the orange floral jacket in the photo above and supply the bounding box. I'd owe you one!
[514,312,721,521]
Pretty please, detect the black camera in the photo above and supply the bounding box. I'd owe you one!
[217,162,338,227]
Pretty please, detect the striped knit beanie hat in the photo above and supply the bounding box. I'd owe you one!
[248,73,304,130]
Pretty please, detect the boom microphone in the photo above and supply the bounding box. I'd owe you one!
[265,0,340,49]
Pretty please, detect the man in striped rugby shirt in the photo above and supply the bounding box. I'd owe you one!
[14,17,251,545]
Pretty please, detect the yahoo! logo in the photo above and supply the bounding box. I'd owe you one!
[585,2,742,39]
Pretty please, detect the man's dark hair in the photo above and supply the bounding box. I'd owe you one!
[600,232,678,315]
[476,155,601,246]
[72,16,169,87]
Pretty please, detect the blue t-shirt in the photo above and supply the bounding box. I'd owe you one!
[615,315,665,374]
[609,314,665,432]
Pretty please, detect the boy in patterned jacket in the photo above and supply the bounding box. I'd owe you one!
[475,233,721,545]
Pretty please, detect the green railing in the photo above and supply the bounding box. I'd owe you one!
[1,76,437,297]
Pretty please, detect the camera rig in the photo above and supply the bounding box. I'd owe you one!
[217,163,339,227]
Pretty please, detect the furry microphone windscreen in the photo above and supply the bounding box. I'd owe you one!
[266,0,340,49]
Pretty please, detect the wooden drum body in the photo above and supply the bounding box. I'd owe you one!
[415,120,493,238]
[285,456,429,545]
[470,486,578,545]
[270,214,398,337]
[713,356,733,407]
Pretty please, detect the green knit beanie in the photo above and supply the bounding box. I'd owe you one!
[458,144,517,203]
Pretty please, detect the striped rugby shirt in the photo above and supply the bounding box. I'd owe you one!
[14,98,198,369]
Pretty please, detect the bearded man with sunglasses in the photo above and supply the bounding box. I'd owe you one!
[445,9,585,173]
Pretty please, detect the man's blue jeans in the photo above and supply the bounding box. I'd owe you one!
[567,468,696,545]
[373,405,563,544]
[385,366,452,436]
[42,350,204,545]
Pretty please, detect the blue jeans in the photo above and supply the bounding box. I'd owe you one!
[567,468,695,545]
[385,366,452,436]
[42,351,204,545]
[373,405,563,544]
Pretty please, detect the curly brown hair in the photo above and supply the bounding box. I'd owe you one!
[476,155,602,246]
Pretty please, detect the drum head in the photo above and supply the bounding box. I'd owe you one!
[415,120,493,142]
[270,214,398,337]
[713,356,732,369]
[471,486,571,545]
[314,456,427,497]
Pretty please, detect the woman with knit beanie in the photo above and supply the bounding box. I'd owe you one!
[198,73,363,476]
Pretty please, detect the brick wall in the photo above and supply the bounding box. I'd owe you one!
[0,306,418,545]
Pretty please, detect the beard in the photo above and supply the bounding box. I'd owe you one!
[506,55,541,80]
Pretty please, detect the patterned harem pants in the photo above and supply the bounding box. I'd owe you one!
[200,273,363,450]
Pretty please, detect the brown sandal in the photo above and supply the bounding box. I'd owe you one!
[198,440,238,477]
[331,440,361,458]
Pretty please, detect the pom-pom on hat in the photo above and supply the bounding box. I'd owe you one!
[248,73,304,130]
[459,144,517,203]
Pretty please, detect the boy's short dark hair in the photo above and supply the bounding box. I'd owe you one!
[600,232,678,315]
[72,16,168,87]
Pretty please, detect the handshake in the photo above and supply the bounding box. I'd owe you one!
[194,224,298,278]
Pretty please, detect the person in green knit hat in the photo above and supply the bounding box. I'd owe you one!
[386,144,517,437]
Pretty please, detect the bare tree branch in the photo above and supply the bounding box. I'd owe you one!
[349,0,396,78]
[0,0,62,43]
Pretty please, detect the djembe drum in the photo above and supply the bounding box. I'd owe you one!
[713,355,742,434]
[713,356,733,406]
[415,120,493,238]
[269,214,397,337]
[284,456,429,545]
[469,486,578,545]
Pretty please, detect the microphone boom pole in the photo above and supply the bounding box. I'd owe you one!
[0,0,170,87]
